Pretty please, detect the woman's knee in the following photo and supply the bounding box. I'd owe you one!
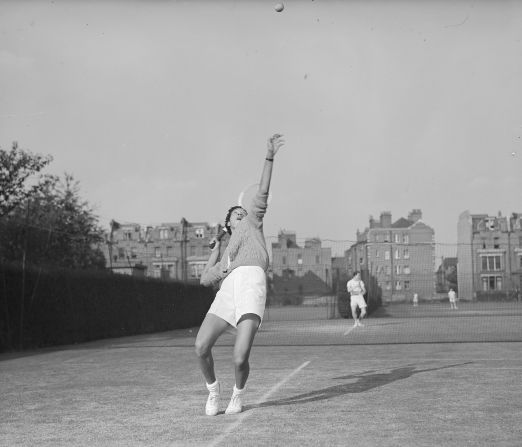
[195,339,211,358]
[233,351,250,369]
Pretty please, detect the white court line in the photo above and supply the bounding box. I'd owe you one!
[343,325,357,336]
[209,360,311,447]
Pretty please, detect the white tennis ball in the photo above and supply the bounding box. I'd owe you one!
[275,3,284,12]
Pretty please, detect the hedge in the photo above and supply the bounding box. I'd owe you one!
[0,263,214,352]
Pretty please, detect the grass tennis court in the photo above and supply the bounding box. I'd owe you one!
[2,302,522,446]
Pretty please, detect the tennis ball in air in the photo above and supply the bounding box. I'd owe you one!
[275,3,284,12]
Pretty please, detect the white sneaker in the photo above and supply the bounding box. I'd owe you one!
[357,320,365,327]
[205,381,220,416]
[225,388,244,415]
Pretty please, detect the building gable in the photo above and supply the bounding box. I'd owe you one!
[391,218,413,228]
[408,219,434,232]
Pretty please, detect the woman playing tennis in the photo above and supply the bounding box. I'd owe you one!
[195,133,284,416]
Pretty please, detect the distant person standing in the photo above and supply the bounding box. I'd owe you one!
[448,288,458,310]
[412,292,419,307]
[347,271,367,327]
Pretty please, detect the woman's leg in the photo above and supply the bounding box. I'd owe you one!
[233,313,261,389]
[195,313,230,384]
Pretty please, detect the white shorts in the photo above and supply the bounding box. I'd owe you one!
[350,294,367,309]
[207,266,267,328]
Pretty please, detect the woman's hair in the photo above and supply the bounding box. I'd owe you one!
[224,206,246,234]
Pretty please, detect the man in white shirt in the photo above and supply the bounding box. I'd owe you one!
[347,271,367,327]
[448,288,458,310]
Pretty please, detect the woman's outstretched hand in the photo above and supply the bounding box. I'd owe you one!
[267,134,285,158]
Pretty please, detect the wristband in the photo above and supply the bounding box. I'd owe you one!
[266,157,274,161]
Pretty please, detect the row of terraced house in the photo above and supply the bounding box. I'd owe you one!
[103,208,522,302]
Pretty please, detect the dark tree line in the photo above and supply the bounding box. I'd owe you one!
[0,142,106,270]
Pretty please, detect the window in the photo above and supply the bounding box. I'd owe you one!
[190,245,196,257]
[403,249,410,259]
[190,262,206,278]
[481,255,501,271]
[404,280,410,290]
[493,237,500,249]
[481,239,486,249]
[166,246,172,257]
[152,264,161,278]
[375,250,380,258]
[395,265,401,275]
[385,281,391,290]
[154,247,161,258]
[118,248,125,259]
[394,234,400,243]
[486,218,496,230]
[395,280,402,290]
[403,234,409,244]
[159,228,169,240]
[376,233,382,242]
[384,233,390,242]
[195,228,204,238]
[482,275,502,291]
[385,251,390,260]
[297,254,303,265]
[386,266,391,276]
[404,265,410,274]
[124,231,132,241]
[394,249,400,260]
[316,255,320,264]
[130,248,137,259]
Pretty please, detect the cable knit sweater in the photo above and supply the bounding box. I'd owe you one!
[200,191,269,287]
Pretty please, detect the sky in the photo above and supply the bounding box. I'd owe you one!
[1,0,521,257]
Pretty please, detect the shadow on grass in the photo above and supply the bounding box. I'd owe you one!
[245,362,473,410]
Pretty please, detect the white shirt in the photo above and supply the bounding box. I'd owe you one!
[347,278,366,296]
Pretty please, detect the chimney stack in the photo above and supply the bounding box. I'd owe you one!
[380,211,392,228]
[408,209,422,222]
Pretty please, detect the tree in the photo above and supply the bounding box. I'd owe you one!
[0,143,106,270]
[446,265,458,292]
[0,142,55,217]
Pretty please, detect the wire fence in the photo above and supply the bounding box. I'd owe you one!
[2,213,522,348]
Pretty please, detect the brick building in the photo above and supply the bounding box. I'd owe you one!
[457,211,522,300]
[270,230,332,299]
[104,219,222,282]
[345,210,436,302]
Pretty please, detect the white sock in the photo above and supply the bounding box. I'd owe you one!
[206,380,219,392]
[233,384,245,395]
